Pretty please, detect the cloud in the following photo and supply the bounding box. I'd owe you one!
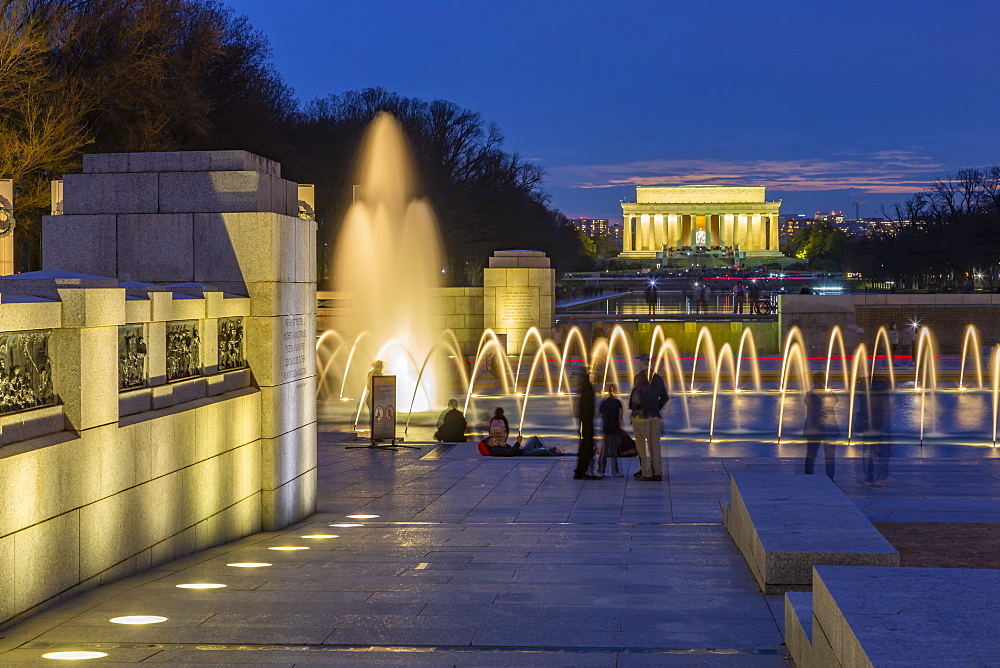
[548,151,945,193]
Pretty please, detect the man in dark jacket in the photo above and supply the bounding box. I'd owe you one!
[574,369,598,479]
[628,358,669,481]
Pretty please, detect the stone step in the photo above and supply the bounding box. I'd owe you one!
[722,473,898,593]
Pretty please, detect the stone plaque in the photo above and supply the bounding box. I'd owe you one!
[496,286,538,328]
[166,320,201,382]
[218,317,245,371]
[0,329,55,414]
[281,314,308,382]
[118,324,147,390]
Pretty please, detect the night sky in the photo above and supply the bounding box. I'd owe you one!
[228,0,999,221]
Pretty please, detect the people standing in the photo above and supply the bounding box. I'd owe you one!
[574,369,599,480]
[733,281,747,314]
[886,323,899,367]
[748,280,761,313]
[857,379,892,486]
[803,377,840,479]
[597,383,624,477]
[628,359,669,481]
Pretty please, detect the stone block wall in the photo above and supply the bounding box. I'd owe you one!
[779,294,1000,355]
[0,281,260,628]
[0,149,318,628]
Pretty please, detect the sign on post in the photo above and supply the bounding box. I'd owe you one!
[370,375,396,442]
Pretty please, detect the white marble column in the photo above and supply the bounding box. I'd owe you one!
[722,214,734,247]
[653,214,665,251]
[623,216,632,252]
[667,214,678,248]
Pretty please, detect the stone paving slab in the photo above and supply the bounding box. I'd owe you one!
[3,440,1000,664]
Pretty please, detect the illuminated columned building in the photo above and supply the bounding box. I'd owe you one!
[620,185,781,259]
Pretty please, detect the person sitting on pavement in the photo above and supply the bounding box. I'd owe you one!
[434,399,467,442]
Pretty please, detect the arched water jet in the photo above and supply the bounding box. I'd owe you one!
[992,345,1000,446]
[846,343,870,443]
[690,327,718,393]
[708,343,739,441]
[914,326,940,445]
[823,326,850,391]
[778,327,808,399]
[958,324,984,390]
[653,338,693,431]
[338,331,372,400]
[869,326,897,389]
[734,327,763,393]
[316,330,347,400]
[513,327,546,396]
[516,340,563,436]
[600,325,634,391]
[777,340,811,443]
[648,325,667,370]
[403,331,470,435]
[463,329,516,414]
[556,326,590,395]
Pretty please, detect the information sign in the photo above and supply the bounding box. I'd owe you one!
[370,375,396,441]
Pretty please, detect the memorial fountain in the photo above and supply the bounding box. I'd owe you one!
[316,116,1000,449]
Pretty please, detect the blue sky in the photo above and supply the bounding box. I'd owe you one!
[228,0,1000,221]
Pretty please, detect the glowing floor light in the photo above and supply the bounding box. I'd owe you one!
[227,562,271,568]
[302,534,339,539]
[345,514,380,519]
[176,583,227,589]
[43,651,109,661]
[109,615,167,625]
[42,651,107,661]
[268,546,308,551]
[329,523,363,528]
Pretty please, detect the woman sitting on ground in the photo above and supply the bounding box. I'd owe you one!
[434,399,467,442]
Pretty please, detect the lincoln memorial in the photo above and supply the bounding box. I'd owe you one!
[620,185,781,260]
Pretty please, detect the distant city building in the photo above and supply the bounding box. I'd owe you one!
[779,214,809,242]
[568,218,611,238]
[620,185,782,259]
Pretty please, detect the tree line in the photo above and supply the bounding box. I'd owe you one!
[783,166,1000,288]
[0,0,590,280]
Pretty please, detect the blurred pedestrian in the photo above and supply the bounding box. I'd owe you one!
[574,369,599,480]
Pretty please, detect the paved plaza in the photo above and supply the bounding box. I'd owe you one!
[1,428,999,665]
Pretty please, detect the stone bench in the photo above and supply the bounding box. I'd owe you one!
[721,473,898,593]
[786,565,1000,667]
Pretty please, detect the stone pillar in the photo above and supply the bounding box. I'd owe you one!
[667,214,679,248]
[0,179,13,275]
[681,215,691,247]
[41,150,317,532]
[483,250,554,355]
[653,214,664,251]
[722,214,734,247]
[623,216,632,252]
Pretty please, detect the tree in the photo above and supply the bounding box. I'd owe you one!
[0,0,293,269]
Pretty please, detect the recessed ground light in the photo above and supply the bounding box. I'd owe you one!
[345,514,380,519]
[301,534,339,539]
[267,546,308,551]
[42,651,109,661]
[175,583,227,589]
[226,562,271,568]
[109,615,168,625]
[329,523,363,528]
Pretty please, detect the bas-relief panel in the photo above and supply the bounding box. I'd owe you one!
[0,330,55,414]
[218,317,245,371]
[118,324,147,390]
[166,320,201,382]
